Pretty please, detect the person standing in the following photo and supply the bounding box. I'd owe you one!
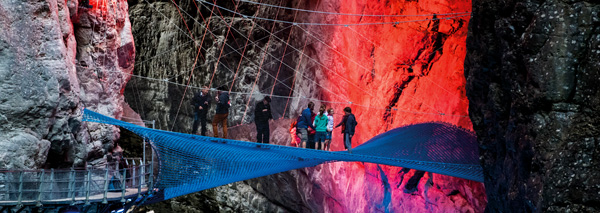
[191,86,211,136]
[307,112,317,149]
[254,96,273,143]
[335,110,349,149]
[342,107,357,153]
[212,86,230,138]
[296,102,315,148]
[313,105,328,150]
[324,108,334,151]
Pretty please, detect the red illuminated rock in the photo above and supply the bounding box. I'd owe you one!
[286,0,486,211]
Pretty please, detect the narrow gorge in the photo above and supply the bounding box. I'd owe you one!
[0,0,598,212]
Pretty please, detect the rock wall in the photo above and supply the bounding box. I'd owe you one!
[0,0,135,170]
[128,0,487,212]
[291,0,486,212]
[465,0,600,212]
[127,0,302,131]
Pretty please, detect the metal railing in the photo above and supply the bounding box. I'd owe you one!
[0,119,158,207]
[0,158,155,206]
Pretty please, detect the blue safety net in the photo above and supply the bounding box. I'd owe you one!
[82,109,483,200]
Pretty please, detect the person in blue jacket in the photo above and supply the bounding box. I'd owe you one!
[296,102,315,148]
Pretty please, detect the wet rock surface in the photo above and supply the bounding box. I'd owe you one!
[465,0,600,212]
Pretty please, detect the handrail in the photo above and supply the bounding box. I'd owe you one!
[0,163,154,205]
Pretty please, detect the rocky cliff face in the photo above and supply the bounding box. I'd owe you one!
[128,0,487,212]
[465,0,600,212]
[0,0,135,170]
[127,0,302,131]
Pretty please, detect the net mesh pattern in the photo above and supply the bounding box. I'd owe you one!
[82,109,483,200]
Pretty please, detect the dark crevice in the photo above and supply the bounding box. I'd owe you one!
[396,167,412,188]
[404,170,426,194]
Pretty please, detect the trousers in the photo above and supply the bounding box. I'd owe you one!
[344,133,353,153]
[256,122,270,143]
[192,111,208,136]
[212,113,228,138]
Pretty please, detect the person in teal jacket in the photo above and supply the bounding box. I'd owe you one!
[313,105,329,150]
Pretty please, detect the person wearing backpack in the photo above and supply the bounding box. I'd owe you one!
[313,105,328,150]
[296,102,315,148]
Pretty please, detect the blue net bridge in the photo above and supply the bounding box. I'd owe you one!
[0,108,483,211]
[83,109,483,201]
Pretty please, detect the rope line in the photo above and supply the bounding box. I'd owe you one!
[195,3,347,101]
[136,0,470,122]
[241,0,284,123]
[345,24,470,105]
[199,0,470,26]
[138,1,301,101]
[282,28,311,119]
[170,46,204,131]
[229,3,259,93]
[168,0,216,131]
[152,25,295,82]
[269,0,303,96]
[208,0,243,88]
[149,1,297,96]
[295,24,446,114]
[170,1,197,47]
[197,3,374,100]
[91,67,468,117]
[237,0,471,17]
[203,3,468,116]
[201,2,425,99]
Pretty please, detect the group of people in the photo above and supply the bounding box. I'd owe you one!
[191,86,272,143]
[295,102,357,153]
[191,86,231,138]
[191,88,357,153]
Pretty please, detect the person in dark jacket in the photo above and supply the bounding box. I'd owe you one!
[335,112,349,149]
[191,86,211,136]
[212,86,230,138]
[254,96,273,143]
[296,102,315,148]
[336,107,357,153]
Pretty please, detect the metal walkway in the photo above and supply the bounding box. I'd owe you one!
[0,158,154,212]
